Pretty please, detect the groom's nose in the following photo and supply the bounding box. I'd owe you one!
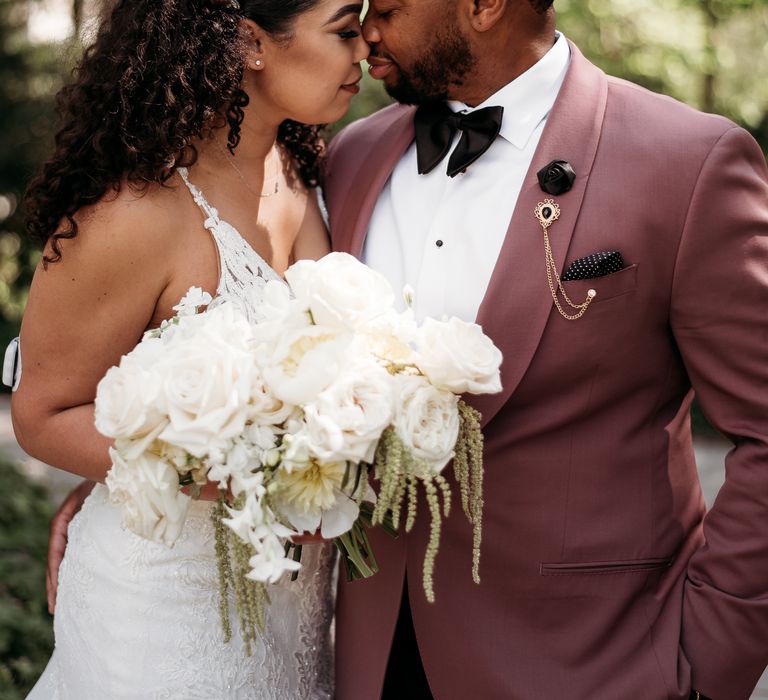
[362,13,382,45]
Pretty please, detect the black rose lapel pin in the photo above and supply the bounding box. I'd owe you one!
[534,160,596,320]
[537,160,576,196]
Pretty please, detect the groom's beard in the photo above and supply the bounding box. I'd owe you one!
[375,24,477,105]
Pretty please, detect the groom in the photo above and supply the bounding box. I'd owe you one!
[46,1,768,698]
[322,0,768,699]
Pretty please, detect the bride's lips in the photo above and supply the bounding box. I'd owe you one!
[341,79,361,95]
[367,56,395,81]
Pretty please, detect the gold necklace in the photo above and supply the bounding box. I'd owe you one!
[216,139,280,198]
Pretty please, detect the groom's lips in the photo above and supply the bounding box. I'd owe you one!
[367,56,395,81]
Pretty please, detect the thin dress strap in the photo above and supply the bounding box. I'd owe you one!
[176,167,284,324]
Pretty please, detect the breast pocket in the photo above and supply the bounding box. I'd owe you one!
[562,264,638,306]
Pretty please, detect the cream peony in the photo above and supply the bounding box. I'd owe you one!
[286,252,395,330]
[259,324,351,406]
[393,374,460,473]
[360,308,419,366]
[415,317,503,395]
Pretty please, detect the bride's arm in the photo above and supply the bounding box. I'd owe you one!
[11,196,172,482]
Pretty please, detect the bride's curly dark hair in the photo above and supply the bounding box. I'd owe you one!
[25,0,325,266]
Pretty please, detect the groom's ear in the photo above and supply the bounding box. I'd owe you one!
[239,19,267,72]
[464,0,510,32]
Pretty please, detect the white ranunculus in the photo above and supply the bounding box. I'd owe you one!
[285,253,395,330]
[394,374,460,473]
[105,448,190,546]
[301,360,394,463]
[259,325,351,406]
[415,317,503,395]
[155,304,257,457]
[94,336,169,439]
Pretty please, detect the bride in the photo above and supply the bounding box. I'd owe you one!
[11,0,368,697]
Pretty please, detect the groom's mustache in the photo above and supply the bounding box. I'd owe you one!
[368,46,393,63]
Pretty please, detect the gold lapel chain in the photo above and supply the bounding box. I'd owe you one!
[535,199,596,321]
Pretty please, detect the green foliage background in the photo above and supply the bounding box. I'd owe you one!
[0,1,765,695]
[0,459,54,700]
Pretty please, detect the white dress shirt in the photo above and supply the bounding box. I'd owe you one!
[363,33,571,323]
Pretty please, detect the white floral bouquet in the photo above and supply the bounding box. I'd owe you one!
[95,253,502,650]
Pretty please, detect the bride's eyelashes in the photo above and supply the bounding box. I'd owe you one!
[338,28,361,40]
[334,19,362,40]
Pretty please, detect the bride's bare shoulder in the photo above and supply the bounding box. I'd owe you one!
[62,178,194,260]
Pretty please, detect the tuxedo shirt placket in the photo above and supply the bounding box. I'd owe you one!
[363,33,571,323]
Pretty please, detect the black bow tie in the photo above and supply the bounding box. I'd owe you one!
[414,102,504,178]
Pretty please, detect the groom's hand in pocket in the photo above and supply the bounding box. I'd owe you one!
[47,479,95,614]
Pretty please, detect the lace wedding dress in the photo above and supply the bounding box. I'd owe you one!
[26,169,337,700]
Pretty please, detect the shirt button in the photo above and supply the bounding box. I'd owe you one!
[435,240,444,248]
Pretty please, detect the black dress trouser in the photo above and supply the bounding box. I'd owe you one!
[381,582,434,699]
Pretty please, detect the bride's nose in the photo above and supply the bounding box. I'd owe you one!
[353,32,370,63]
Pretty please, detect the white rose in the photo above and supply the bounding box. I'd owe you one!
[259,325,351,406]
[105,448,190,546]
[300,360,394,463]
[155,304,256,457]
[95,356,166,439]
[285,253,395,330]
[394,375,460,473]
[415,317,503,395]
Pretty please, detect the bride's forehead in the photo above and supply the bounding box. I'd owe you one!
[309,0,364,21]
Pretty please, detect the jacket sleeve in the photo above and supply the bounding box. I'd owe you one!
[671,126,768,700]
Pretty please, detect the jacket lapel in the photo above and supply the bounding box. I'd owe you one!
[331,107,416,257]
[468,43,609,427]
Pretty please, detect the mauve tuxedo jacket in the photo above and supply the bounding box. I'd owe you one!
[322,43,768,700]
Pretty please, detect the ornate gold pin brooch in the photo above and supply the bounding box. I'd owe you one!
[535,198,596,321]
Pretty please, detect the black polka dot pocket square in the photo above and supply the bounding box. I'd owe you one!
[561,251,625,282]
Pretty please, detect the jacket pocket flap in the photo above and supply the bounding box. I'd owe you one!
[540,555,673,576]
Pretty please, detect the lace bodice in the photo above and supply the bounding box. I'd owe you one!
[178,166,284,323]
[27,171,337,700]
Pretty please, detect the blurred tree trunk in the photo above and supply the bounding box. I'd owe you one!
[700,0,718,114]
[72,0,84,35]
